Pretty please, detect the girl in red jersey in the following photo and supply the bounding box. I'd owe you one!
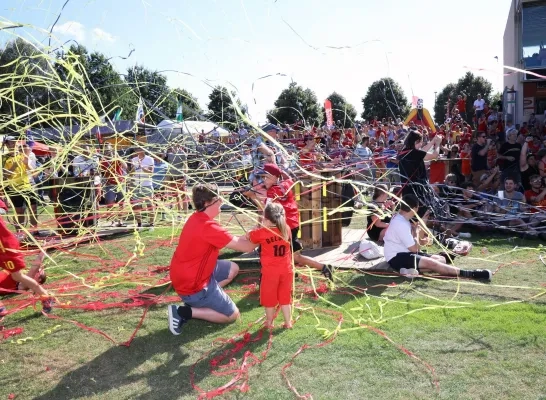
[248,202,293,328]
[0,219,53,319]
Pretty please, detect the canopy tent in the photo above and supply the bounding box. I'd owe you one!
[147,120,230,146]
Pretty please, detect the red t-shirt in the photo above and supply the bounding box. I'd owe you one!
[0,218,25,273]
[331,131,341,141]
[249,227,292,275]
[525,189,546,212]
[266,179,300,230]
[0,269,17,295]
[478,120,487,132]
[457,99,466,112]
[100,160,125,185]
[169,212,233,295]
[299,149,316,170]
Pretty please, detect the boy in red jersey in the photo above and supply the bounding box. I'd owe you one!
[0,202,52,319]
[167,184,257,336]
[251,164,334,280]
[248,202,294,328]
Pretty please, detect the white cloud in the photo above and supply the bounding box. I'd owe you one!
[52,21,85,42]
[92,28,116,43]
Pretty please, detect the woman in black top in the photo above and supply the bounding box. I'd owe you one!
[520,141,539,191]
[398,130,446,218]
[366,184,393,241]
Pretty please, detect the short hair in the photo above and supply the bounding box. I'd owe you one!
[460,181,474,189]
[504,176,516,184]
[372,184,389,200]
[400,194,419,212]
[529,174,541,182]
[192,183,220,212]
[445,174,458,184]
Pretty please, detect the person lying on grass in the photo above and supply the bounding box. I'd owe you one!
[383,193,492,281]
[167,183,257,336]
[247,202,294,329]
[0,201,53,321]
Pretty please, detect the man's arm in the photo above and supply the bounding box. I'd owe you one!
[225,235,258,253]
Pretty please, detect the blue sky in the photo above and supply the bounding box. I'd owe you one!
[1,0,512,123]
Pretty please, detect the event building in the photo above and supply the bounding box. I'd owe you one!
[504,0,546,125]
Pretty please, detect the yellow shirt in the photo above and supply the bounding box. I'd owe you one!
[3,154,32,191]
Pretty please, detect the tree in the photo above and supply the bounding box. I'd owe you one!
[0,38,52,129]
[322,92,357,128]
[361,78,410,121]
[433,72,494,124]
[172,88,202,121]
[206,86,245,128]
[125,65,176,124]
[267,82,322,126]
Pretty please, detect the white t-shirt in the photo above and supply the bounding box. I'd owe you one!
[473,99,485,111]
[383,214,415,262]
[131,155,154,187]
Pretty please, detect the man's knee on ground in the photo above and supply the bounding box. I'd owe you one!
[228,262,239,280]
[227,308,240,323]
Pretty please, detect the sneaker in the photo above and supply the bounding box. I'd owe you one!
[458,232,472,239]
[168,305,186,336]
[41,298,54,314]
[0,305,7,317]
[399,268,419,277]
[321,265,334,281]
[148,224,155,232]
[471,269,492,281]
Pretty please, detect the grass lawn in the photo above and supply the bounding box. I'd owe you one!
[1,211,546,400]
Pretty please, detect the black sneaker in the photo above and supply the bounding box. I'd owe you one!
[321,265,334,281]
[168,305,187,335]
[471,269,492,281]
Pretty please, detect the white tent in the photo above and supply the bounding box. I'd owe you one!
[156,120,230,138]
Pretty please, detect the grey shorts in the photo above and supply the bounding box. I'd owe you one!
[180,260,236,317]
[131,186,153,202]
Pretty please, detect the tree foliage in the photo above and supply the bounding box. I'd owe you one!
[322,92,357,128]
[172,88,202,121]
[0,38,52,128]
[267,82,322,126]
[433,72,494,124]
[361,78,410,121]
[206,86,245,128]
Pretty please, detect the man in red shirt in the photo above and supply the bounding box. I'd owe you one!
[456,94,467,123]
[167,184,257,335]
[256,164,333,280]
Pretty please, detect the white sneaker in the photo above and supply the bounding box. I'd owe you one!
[399,268,419,277]
[458,232,472,238]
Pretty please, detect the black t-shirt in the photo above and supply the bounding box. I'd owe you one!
[499,142,521,171]
[398,149,427,184]
[521,165,539,191]
[471,143,488,172]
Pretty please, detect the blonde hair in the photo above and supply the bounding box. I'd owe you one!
[263,202,289,241]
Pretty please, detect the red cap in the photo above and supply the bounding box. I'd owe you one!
[262,163,283,177]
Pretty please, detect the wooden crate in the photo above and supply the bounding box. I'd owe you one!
[295,169,343,249]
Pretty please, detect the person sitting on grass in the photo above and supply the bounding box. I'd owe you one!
[366,184,393,242]
[0,202,53,320]
[167,184,257,336]
[383,194,492,281]
[247,202,294,329]
[249,163,334,280]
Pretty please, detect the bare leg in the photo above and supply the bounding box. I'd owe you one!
[418,257,460,276]
[265,307,275,328]
[293,252,322,270]
[217,262,239,287]
[280,304,292,328]
[191,307,240,323]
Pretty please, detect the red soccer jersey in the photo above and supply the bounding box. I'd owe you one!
[100,160,125,185]
[0,218,25,273]
[249,227,292,275]
[266,179,300,230]
[457,99,466,112]
[0,269,17,295]
[169,212,233,295]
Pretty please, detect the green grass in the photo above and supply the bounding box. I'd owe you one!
[2,215,546,399]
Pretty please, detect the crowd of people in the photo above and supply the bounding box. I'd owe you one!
[3,93,546,330]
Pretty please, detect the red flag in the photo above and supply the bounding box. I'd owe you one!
[324,99,334,128]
